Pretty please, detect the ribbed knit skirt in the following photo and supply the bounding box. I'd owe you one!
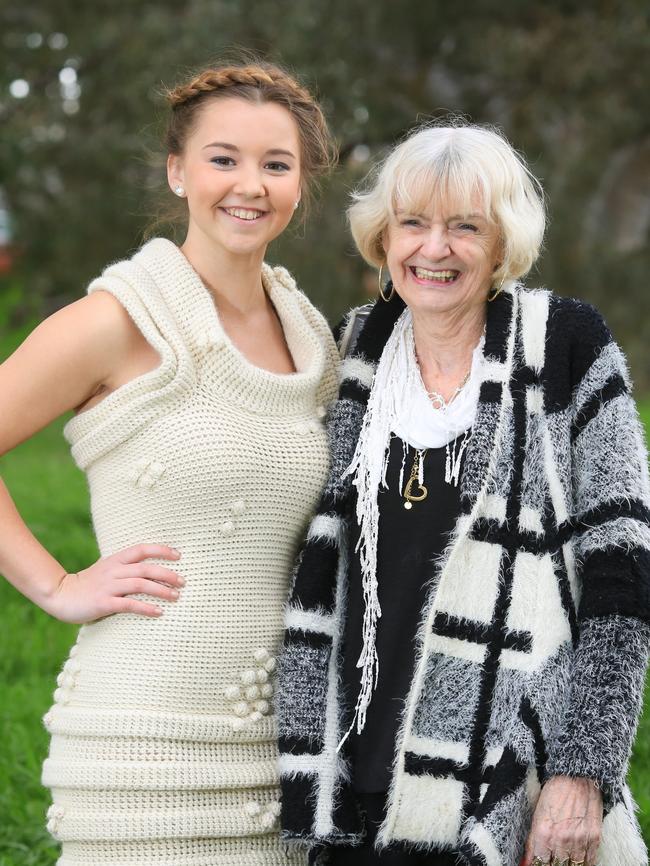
[43,723,307,866]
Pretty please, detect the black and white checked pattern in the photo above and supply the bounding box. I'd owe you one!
[277,286,650,866]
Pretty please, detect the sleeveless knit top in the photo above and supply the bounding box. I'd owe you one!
[41,238,339,850]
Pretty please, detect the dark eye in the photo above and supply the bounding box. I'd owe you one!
[210,156,235,167]
[265,161,291,172]
[401,218,421,227]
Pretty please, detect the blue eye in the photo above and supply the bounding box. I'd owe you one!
[457,222,478,232]
[401,218,421,227]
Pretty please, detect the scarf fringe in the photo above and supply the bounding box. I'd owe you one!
[338,310,417,749]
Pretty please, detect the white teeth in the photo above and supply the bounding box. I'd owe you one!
[224,208,264,220]
[414,267,459,281]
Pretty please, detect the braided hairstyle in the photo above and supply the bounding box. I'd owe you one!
[164,61,336,215]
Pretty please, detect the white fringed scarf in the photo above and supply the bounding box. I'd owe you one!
[338,308,483,748]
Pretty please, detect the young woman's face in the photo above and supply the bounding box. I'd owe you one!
[382,196,501,316]
[168,97,302,257]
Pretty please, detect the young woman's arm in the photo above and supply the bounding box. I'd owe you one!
[0,291,183,623]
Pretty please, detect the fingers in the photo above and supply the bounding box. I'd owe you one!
[116,578,180,602]
[109,596,163,618]
[115,543,181,565]
[584,829,601,866]
[117,563,185,587]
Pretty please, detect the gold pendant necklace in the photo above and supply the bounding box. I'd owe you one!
[403,447,428,509]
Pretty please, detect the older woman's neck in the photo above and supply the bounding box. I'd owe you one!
[411,303,486,382]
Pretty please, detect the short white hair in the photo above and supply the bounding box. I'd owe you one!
[348,120,546,283]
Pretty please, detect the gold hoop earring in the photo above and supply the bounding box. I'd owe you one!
[488,275,506,302]
[378,264,394,302]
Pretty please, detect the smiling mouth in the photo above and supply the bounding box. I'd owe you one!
[411,266,461,284]
[222,207,267,221]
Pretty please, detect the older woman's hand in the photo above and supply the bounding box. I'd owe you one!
[521,775,603,866]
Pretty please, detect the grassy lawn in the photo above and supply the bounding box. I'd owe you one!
[0,324,649,863]
[0,418,94,866]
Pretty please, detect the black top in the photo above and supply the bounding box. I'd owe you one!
[342,434,464,793]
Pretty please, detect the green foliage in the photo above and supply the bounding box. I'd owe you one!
[1,0,649,385]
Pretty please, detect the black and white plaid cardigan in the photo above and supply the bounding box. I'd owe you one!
[277,285,650,866]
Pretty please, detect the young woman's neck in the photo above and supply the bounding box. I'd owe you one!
[181,232,268,316]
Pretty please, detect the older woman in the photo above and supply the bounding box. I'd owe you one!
[277,122,650,866]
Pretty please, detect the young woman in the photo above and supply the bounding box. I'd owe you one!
[0,61,339,865]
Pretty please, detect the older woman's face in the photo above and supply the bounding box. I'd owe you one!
[383,201,501,316]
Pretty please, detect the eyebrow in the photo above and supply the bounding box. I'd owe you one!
[448,213,486,221]
[202,142,296,158]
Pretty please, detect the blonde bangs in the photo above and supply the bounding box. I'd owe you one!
[389,153,493,224]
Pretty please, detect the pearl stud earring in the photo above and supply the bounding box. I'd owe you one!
[174,186,185,197]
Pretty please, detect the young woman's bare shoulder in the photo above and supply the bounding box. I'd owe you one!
[62,291,143,355]
[0,291,150,452]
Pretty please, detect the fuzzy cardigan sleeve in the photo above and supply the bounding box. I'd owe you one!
[546,303,650,795]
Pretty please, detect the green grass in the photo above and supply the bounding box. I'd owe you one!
[0,325,649,864]
[0,417,96,866]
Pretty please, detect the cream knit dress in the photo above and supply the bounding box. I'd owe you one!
[41,238,339,866]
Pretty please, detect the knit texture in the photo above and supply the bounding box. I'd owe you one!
[41,238,339,866]
[277,286,650,866]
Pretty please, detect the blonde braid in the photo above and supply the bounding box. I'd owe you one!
[166,65,313,109]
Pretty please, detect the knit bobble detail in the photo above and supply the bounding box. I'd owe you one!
[220,520,236,536]
[46,804,65,836]
[260,811,276,829]
[245,798,281,830]
[226,648,276,724]
[131,458,166,489]
[224,685,241,701]
[230,499,246,516]
[52,654,82,707]
[233,701,249,718]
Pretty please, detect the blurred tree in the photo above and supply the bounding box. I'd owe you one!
[1,0,648,385]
